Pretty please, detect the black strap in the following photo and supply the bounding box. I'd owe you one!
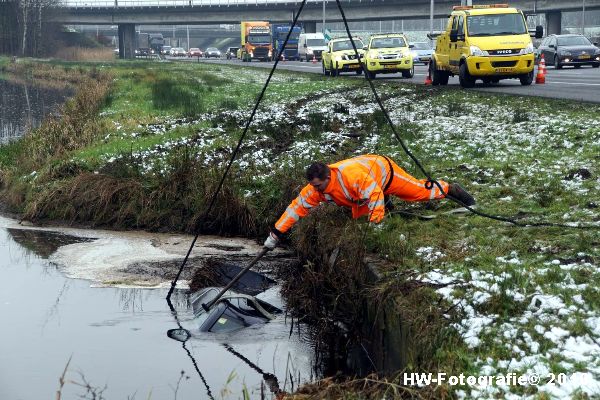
[382,156,394,192]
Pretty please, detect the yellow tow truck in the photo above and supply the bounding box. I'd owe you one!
[428,4,543,87]
[322,37,365,76]
[363,33,414,79]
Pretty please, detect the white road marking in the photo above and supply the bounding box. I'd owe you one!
[286,65,321,70]
[546,80,600,86]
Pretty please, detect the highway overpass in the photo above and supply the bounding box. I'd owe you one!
[54,0,600,58]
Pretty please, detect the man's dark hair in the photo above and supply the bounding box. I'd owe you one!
[306,162,330,181]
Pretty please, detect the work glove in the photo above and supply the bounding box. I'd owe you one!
[263,232,279,249]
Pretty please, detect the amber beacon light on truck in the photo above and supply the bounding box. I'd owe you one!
[452,3,510,10]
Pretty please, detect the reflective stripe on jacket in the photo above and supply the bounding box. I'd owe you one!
[275,155,390,233]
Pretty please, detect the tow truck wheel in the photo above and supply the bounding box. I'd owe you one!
[519,70,534,86]
[355,69,362,75]
[574,64,582,69]
[402,65,414,78]
[459,63,476,88]
[593,63,600,68]
[430,61,449,85]
[322,61,330,76]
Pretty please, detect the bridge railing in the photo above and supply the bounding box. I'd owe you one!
[59,0,360,8]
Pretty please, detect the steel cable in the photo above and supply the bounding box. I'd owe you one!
[168,0,597,300]
[166,0,310,300]
[334,0,598,231]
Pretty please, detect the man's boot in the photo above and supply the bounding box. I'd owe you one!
[447,183,476,207]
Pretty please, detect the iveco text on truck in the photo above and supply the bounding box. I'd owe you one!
[428,4,543,88]
[240,21,272,62]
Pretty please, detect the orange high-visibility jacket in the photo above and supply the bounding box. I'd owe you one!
[275,155,390,234]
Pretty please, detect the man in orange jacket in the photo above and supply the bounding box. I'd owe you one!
[263,154,475,249]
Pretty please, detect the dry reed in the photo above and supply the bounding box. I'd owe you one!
[53,47,116,62]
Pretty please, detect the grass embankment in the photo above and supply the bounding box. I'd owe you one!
[1,60,357,235]
[1,59,599,399]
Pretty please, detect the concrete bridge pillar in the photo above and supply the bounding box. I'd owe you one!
[303,21,317,33]
[118,23,136,59]
[546,11,562,35]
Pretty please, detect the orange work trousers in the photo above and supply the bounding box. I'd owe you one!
[385,159,449,201]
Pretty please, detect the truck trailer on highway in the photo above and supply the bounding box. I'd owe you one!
[149,33,164,55]
[272,24,302,60]
[136,32,150,56]
[240,21,272,62]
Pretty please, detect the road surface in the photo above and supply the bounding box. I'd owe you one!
[174,56,600,104]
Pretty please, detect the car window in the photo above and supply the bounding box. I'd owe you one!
[451,16,458,31]
[332,39,364,51]
[370,37,407,48]
[457,16,464,36]
[466,13,527,36]
[550,37,557,47]
[307,39,326,46]
[557,36,592,46]
[412,42,431,50]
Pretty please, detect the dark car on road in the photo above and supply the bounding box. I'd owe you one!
[537,34,600,69]
[161,45,172,56]
[204,47,221,58]
[225,47,239,59]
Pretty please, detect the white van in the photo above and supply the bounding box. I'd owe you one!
[298,33,328,61]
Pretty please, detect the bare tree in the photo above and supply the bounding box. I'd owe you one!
[12,0,59,56]
[19,0,30,55]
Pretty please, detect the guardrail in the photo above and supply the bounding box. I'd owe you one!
[59,0,362,8]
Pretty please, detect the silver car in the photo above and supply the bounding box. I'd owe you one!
[411,42,433,64]
[204,47,222,58]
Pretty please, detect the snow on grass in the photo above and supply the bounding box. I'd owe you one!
[88,64,599,399]
[420,250,600,399]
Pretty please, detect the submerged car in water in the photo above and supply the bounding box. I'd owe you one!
[191,287,281,333]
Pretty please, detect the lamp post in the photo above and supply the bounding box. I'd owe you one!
[582,0,586,35]
[322,0,325,33]
[429,0,434,36]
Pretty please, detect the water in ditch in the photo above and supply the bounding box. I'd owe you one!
[0,217,317,399]
[0,78,73,144]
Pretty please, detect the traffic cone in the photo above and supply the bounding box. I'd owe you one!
[535,54,546,84]
[424,68,433,85]
[540,54,547,76]
[311,54,317,64]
